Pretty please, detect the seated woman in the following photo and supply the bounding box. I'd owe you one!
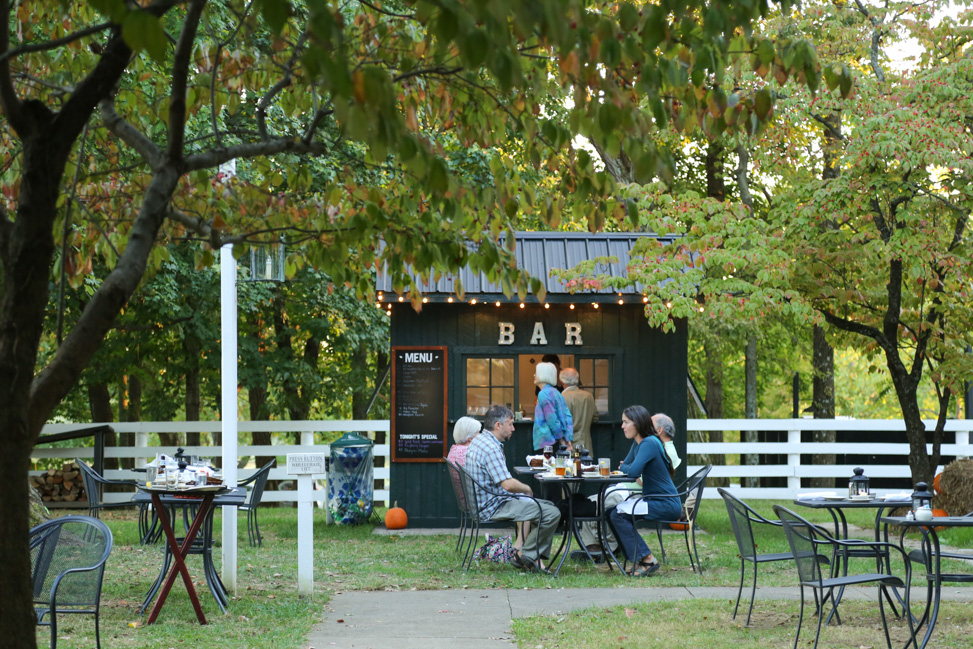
[606,405,680,576]
[447,416,481,467]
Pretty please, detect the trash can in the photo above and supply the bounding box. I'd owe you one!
[328,432,374,525]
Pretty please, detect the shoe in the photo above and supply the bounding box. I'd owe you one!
[511,551,538,573]
[632,561,661,577]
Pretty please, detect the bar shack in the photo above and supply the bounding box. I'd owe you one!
[378,232,688,527]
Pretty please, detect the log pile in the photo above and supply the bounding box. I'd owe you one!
[30,461,86,503]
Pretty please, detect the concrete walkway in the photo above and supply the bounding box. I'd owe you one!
[305,585,973,649]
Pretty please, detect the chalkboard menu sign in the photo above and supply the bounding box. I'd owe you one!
[392,346,447,462]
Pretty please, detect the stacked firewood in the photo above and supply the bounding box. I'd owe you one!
[30,461,85,503]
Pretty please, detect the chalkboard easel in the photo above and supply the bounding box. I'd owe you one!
[391,346,447,463]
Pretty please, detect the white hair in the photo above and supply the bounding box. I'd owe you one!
[535,362,558,387]
[452,416,481,444]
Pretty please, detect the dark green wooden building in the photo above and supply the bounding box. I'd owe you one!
[378,232,688,527]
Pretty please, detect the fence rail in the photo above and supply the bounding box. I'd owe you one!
[685,418,973,499]
[34,421,391,506]
[32,417,973,506]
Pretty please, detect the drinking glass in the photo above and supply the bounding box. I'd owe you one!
[145,465,158,487]
[599,458,610,476]
[554,457,566,477]
[543,445,554,460]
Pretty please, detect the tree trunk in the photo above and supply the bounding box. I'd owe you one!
[702,339,727,486]
[352,347,369,420]
[184,333,201,447]
[810,325,836,488]
[88,382,117,469]
[249,384,274,482]
[744,335,759,488]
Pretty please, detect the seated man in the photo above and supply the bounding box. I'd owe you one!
[466,404,561,573]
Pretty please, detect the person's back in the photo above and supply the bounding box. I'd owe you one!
[560,368,597,451]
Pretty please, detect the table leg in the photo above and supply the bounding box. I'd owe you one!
[145,494,215,625]
[915,528,942,649]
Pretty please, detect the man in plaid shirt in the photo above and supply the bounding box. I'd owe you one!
[466,404,560,573]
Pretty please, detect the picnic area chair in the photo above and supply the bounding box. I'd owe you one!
[451,459,546,572]
[239,459,275,547]
[626,465,712,573]
[773,505,916,649]
[719,487,808,626]
[30,515,113,649]
[444,458,475,561]
[74,458,140,520]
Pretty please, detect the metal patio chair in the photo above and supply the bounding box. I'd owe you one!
[30,515,113,649]
[444,457,474,559]
[451,459,545,572]
[774,505,916,649]
[625,465,712,573]
[239,459,275,547]
[719,487,809,626]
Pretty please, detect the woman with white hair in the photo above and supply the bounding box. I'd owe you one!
[446,416,481,467]
[532,361,573,452]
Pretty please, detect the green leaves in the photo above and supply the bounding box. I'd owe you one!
[121,10,167,62]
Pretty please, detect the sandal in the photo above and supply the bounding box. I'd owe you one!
[631,561,661,577]
[511,551,538,573]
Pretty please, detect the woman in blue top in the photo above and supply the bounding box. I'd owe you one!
[532,362,573,452]
[607,405,681,576]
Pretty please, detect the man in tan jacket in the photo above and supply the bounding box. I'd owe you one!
[559,368,598,453]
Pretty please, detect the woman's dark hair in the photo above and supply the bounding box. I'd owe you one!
[622,405,656,440]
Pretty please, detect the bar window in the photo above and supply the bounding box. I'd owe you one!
[578,357,610,416]
[466,357,515,416]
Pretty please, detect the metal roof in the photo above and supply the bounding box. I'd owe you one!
[377,232,677,303]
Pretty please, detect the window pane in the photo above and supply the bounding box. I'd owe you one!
[467,388,490,415]
[594,359,610,386]
[579,358,593,386]
[492,358,514,385]
[492,388,514,411]
[467,358,490,386]
[594,388,609,415]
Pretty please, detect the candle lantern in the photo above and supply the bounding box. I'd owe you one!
[848,467,870,497]
[911,482,934,513]
[249,240,286,282]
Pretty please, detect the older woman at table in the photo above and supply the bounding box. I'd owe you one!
[532,361,573,453]
[606,405,680,576]
[447,416,481,467]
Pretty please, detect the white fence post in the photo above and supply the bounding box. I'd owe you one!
[787,427,801,492]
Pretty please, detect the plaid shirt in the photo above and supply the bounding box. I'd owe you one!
[465,431,514,520]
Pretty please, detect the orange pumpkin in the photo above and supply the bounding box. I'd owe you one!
[932,508,949,531]
[385,502,408,530]
[933,472,944,496]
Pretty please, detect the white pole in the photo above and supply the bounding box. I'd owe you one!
[787,428,801,493]
[221,244,239,594]
[297,474,314,596]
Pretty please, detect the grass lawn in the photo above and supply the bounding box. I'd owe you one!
[38,499,973,649]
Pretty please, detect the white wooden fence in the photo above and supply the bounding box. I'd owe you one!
[686,418,973,499]
[32,418,973,505]
[33,420,390,506]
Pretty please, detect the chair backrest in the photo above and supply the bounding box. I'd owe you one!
[719,487,770,560]
[74,459,104,513]
[774,505,827,584]
[682,465,711,523]
[243,460,275,508]
[30,515,113,609]
[443,458,470,515]
[451,460,505,523]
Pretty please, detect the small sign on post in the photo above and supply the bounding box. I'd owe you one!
[286,453,326,597]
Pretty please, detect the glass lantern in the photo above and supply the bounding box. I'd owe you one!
[911,482,934,513]
[848,467,870,497]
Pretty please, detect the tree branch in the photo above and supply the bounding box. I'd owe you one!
[0,21,112,65]
[31,166,181,428]
[256,30,308,139]
[99,98,165,169]
[183,137,327,172]
[0,0,25,134]
[356,0,414,19]
[168,0,208,159]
